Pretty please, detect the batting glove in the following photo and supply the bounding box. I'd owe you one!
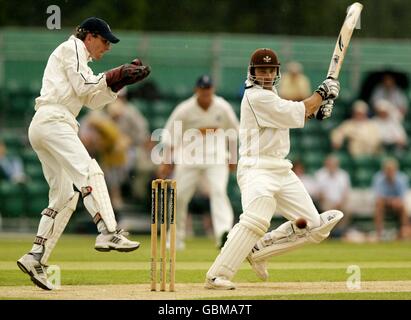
[308,99,335,121]
[316,78,340,100]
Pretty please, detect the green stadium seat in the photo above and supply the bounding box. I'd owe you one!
[0,182,25,217]
[25,163,44,180]
[300,135,329,152]
[21,149,39,165]
[25,181,49,216]
[334,151,353,169]
[131,99,151,118]
[303,152,326,173]
[399,152,411,170]
[150,115,169,131]
[151,100,175,118]
[227,173,242,217]
[354,168,375,188]
[0,132,25,151]
[352,156,382,171]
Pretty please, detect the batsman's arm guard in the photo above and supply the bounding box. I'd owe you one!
[82,159,117,232]
[250,210,343,262]
[36,192,79,265]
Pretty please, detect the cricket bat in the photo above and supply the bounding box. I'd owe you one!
[327,2,363,80]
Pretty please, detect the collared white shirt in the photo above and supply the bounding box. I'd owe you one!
[239,80,305,168]
[315,168,351,204]
[162,95,239,165]
[35,35,117,117]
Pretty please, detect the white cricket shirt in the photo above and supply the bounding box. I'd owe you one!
[162,95,239,165]
[35,35,117,118]
[239,80,305,169]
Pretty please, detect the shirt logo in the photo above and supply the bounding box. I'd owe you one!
[263,55,272,63]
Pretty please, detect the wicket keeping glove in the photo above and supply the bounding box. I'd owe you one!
[105,59,151,92]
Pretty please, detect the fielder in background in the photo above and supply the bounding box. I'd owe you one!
[17,17,151,290]
[205,48,343,290]
[157,75,239,250]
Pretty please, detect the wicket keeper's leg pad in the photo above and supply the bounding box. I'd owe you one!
[82,159,117,232]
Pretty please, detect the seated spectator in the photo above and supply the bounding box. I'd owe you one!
[315,155,351,236]
[0,140,26,184]
[278,61,311,101]
[106,88,155,202]
[372,158,410,241]
[331,100,381,157]
[292,159,319,206]
[372,99,407,154]
[79,111,129,211]
[370,74,408,120]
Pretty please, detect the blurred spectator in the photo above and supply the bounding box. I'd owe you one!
[79,111,129,211]
[0,140,26,184]
[372,99,407,154]
[331,100,382,157]
[370,74,408,120]
[315,155,351,235]
[278,61,311,101]
[372,158,410,241]
[106,88,155,202]
[292,159,319,205]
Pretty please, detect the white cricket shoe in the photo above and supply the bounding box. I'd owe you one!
[95,229,140,252]
[204,276,236,290]
[17,253,54,291]
[246,254,269,281]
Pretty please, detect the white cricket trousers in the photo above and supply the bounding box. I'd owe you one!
[237,164,321,228]
[28,105,92,211]
[174,164,234,245]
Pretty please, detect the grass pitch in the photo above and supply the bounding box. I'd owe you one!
[0,234,411,299]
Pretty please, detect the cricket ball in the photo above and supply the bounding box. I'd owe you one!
[295,218,307,229]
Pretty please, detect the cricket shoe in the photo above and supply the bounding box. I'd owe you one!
[95,229,140,252]
[246,254,269,281]
[17,253,54,290]
[204,276,236,290]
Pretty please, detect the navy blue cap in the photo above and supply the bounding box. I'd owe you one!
[79,17,119,44]
[196,75,213,88]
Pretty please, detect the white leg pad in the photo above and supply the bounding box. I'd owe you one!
[206,210,270,280]
[84,159,117,232]
[251,210,343,262]
[39,192,79,265]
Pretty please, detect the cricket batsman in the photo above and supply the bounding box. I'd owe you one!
[205,48,344,289]
[17,17,151,290]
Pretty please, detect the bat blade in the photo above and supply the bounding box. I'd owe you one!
[327,2,363,80]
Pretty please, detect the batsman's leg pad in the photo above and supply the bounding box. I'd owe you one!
[35,192,79,265]
[307,210,344,243]
[251,210,344,262]
[206,209,270,281]
[83,159,117,232]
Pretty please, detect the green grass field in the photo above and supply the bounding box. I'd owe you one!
[1,234,411,300]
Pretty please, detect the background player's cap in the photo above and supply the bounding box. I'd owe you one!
[79,17,120,44]
[196,75,213,88]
